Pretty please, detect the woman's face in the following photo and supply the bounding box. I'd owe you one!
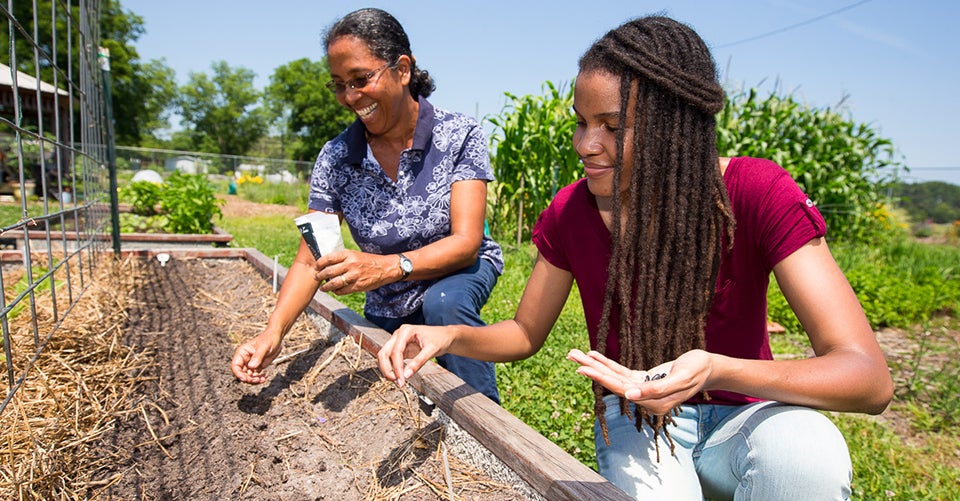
[326,36,410,136]
[572,70,635,200]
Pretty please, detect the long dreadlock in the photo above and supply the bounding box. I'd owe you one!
[579,16,736,460]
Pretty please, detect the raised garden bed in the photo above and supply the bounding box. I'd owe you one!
[1,226,233,251]
[0,247,628,500]
[0,202,233,251]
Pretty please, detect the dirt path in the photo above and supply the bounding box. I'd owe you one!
[88,257,521,500]
[218,195,304,219]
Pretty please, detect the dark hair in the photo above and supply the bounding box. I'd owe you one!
[323,8,435,99]
[579,16,735,460]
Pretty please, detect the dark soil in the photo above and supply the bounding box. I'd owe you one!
[88,257,521,500]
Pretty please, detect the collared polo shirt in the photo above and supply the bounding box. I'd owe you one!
[309,99,504,317]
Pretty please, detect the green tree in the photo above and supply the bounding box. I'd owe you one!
[124,58,178,144]
[893,181,960,224]
[264,57,354,165]
[717,88,903,242]
[177,61,268,158]
[2,0,178,145]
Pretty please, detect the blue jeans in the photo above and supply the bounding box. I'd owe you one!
[366,258,501,404]
[595,394,852,500]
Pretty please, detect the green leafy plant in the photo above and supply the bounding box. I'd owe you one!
[159,171,224,234]
[117,212,168,233]
[120,180,162,216]
[117,172,223,234]
[486,81,580,244]
[7,266,55,319]
[768,239,960,332]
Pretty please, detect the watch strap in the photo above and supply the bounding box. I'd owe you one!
[398,253,413,281]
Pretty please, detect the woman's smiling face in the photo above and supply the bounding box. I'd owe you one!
[326,35,409,137]
[572,70,635,200]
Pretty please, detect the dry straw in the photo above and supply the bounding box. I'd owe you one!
[1,256,150,499]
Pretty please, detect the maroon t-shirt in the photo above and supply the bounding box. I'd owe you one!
[532,157,826,405]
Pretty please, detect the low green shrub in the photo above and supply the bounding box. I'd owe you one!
[160,172,223,234]
[120,181,162,217]
[768,239,960,332]
[118,172,223,234]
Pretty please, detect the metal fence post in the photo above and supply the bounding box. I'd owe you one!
[98,47,121,254]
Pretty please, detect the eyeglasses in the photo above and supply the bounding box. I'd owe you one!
[325,59,397,94]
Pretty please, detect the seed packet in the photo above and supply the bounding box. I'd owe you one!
[295,212,344,259]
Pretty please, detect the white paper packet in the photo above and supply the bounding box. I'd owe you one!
[295,212,344,259]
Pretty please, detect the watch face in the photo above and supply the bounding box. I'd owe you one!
[401,258,413,272]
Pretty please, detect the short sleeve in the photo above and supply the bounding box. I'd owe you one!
[449,119,494,183]
[757,168,827,269]
[308,139,348,213]
[532,193,572,271]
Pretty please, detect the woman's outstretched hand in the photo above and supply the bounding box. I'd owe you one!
[567,348,714,415]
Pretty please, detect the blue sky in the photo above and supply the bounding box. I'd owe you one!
[123,0,960,185]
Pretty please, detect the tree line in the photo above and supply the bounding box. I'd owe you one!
[3,0,352,170]
[893,181,960,224]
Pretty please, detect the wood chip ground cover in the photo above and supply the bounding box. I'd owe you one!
[1,256,523,500]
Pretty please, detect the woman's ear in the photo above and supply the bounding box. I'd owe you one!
[397,54,413,86]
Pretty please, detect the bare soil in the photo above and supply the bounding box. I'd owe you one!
[218,194,304,219]
[87,256,522,500]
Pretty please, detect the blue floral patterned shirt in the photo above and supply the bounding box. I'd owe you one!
[308,99,504,318]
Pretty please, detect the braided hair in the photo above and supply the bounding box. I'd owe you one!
[323,8,436,99]
[579,16,735,460]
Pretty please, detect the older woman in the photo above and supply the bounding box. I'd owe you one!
[232,8,503,403]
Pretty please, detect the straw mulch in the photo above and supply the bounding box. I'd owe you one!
[0,255,523,500]
[1,255,145,498]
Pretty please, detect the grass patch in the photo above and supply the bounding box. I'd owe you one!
[483,243,596,467]
[220,213,303,267]
[232,179,310,211]
[839,414,960,499]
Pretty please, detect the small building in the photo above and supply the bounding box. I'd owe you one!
[0,62,72,141]
[164,155,208,175]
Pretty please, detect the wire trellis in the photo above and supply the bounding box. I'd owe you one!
[0,0,111,415]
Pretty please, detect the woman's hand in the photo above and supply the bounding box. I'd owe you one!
[315,249,396,295]
[567,349,714,415]
[377,324,457,388]
[231,331,283,384]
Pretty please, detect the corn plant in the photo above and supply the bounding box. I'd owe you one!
[486,81,580,244]
[717,88,904,242]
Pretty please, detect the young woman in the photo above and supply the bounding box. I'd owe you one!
[232,8,503,404]
[377,15,892,499]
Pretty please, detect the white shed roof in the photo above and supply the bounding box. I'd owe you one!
[0,62,69,96]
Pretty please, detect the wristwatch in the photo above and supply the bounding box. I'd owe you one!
[398,253,413,281]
